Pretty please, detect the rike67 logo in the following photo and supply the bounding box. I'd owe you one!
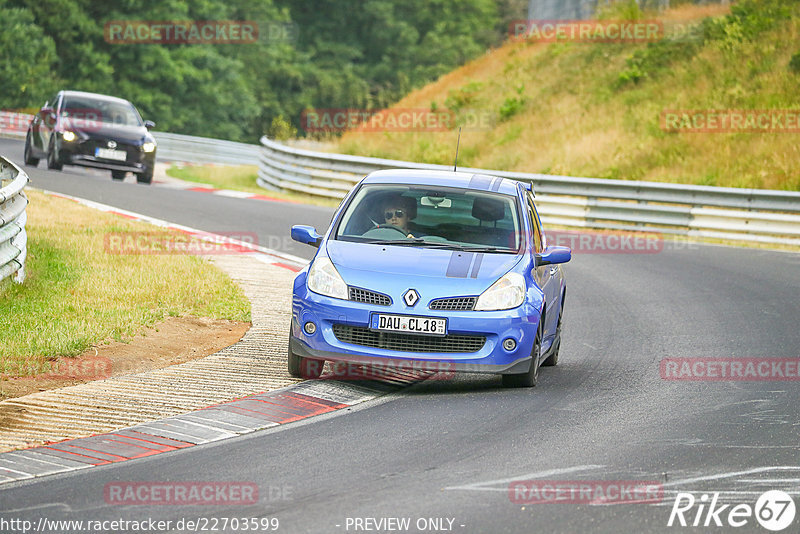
[668,490,796,531]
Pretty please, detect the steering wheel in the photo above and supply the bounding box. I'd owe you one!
[362,224,411,239]
[375,224,408,236]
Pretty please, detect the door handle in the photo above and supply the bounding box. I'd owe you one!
[549,266,557,276]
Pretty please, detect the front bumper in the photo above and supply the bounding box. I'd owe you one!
[58,139,155,174]
[291,282,542,375]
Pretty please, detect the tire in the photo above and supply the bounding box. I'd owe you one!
[502,327,542,388]
[46,137,62,170]
[287,335,324,379]
[136,168,153,184]
[23,133,39,167]
[541,307,563,367]
[111,170,127,181]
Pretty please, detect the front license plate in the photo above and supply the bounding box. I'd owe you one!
[370,314,447,336]
[95,147,127,161]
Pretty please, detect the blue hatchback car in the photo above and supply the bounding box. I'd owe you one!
[289,169,571,387]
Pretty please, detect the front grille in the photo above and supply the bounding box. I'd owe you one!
[429,297,477,311]
[80,139,136,161]
[333,325,485,353]
[349,287,392,306]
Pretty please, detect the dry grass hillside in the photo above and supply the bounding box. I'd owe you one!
[337,1,800,190]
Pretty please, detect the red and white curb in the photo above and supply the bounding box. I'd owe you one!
[0,190,437,485]
[178,185,298,204]
[0,376,429,484]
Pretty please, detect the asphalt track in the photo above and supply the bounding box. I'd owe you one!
[2,137,800,533]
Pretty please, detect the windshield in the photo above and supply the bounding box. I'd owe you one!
[335,184,522,252]
[62,97,143,127]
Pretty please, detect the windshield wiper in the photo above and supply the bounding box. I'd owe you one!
[365,239,452,247]
[361,238,461,248]
[355,238,515,253]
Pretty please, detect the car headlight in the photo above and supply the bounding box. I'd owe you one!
[307,256,348,300]
[61,131,76,142]
[141,142,156,153]
[474,272,526,311]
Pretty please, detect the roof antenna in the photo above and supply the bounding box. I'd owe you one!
[453,127,462,172]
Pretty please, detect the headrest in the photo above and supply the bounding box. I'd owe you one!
[472,197,505,222]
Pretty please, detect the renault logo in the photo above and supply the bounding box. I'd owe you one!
[403,289,420,307]
[107,140,117,149]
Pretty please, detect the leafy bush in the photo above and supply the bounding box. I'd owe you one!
[499,96,524,121]
[616,41,699,88]
[616,0,795,89]
[790,52,800,73]
[703,0,791,45]
[268,116,297,140]
[444,81,484,112]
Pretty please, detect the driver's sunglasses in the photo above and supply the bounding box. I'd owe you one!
[384,209,406,219]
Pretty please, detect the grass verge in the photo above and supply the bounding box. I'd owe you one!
[166,164,340,207]
[0,190,251,376]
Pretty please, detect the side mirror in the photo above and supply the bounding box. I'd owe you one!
[536,246,571,266]
[291,225,322,247]
[40,106,55,121]
[144,120,156,129]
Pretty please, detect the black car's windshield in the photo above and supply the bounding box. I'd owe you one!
[335,184,522,253]
[62,97,143,127]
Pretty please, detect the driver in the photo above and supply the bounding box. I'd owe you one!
[381,195,417,238]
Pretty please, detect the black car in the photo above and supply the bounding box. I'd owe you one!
[24,90,157,184]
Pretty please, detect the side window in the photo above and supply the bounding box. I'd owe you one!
[526,192,543,253]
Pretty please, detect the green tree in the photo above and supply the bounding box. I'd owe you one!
[0,4,58,108]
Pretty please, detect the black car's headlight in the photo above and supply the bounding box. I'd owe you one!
[141,142,156,153]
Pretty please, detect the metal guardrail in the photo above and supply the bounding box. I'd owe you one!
[2,112,798,246]
[0,156,29,284]
[153,132,260,166]
[258,136,800,246]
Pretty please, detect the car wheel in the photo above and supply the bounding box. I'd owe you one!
[136,168,153,184]
[111,170,127,181]
[46,137,62,170]
[23,133,40,167]
[541,307,563,367]
[502,326,541,388]
[287,335,324,379]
